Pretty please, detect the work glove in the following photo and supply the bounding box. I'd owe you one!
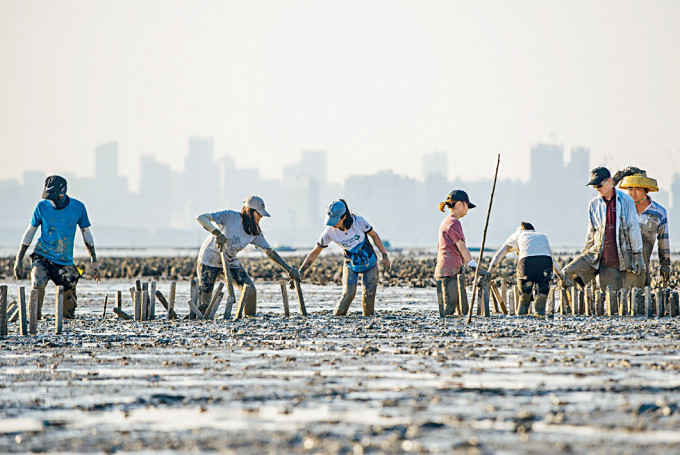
[213,232,227,251]
[287,267,300,281]
[13,258,23,280]
[660,263,671,283]
[289,264,308,289]
[466,258,478,272]
[631,252,645,275]
[381,253,391,273]
[91,262,101,282]
[560,275,572,288]
[612,166,645,186]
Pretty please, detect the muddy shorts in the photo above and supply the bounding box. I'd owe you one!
[517,255,552,296]
[197,262,253,296]
[30,254,80,292]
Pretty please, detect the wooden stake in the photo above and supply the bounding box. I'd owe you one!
[294,279,308,316]
[102,294,108,318]
[546,286,555,319]
[134,290,142,321]
[631,287,641,316]
[482,278,490,317]
[0,285,7,337]
[508,289,515,315]
[169,281,176,320]
[619,289,628,316]
[113,307,133,320]
[187,298,204,319]
[18,286,28,336]
[280,280,291,318]
[570,286,578,315]
[116,290,122,310]
[55,286,63,335]
[489,281,507,314]
[155,290,177,319]
[656,288,664,318]
[149,281,156,320]
[208,293,224,319]
[501,278,508,310]
[206,282,225,319]
[595,290,604,316]
[670,291,679,317]
[644,286,652,318]
[141,282,149,321]
[28,289,38,335]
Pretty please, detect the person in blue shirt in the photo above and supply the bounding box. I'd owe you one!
[13,175,100,318]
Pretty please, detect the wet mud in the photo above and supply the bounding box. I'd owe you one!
[1,279,680,454]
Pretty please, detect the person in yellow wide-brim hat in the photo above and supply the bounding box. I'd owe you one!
[614,167,671,287]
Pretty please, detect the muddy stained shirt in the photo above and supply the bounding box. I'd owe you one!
[502,230,553,259]
[198,210,270,268]
[30,198,91,266]
[434,215,465,278]
[318,215,377,273]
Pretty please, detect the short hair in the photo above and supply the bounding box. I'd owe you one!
[520,221,535,231]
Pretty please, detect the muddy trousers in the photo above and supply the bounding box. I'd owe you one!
[197,262,257,316]
[30,254,80,319]
[435,275,466,316]
[563,256,638,292]
[516,256,552,315]
[335,263,379,316]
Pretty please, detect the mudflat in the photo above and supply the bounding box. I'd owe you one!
[1,280,679,454]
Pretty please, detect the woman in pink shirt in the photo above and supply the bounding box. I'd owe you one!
[435,190,479,316]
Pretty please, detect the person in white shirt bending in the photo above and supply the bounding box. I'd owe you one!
[298,199,390,316]
[488,222,567,316]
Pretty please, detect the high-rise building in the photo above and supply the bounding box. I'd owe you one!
[422,152,447,179]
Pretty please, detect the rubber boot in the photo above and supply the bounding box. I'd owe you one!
[63,289,78,319]
[534,293,547,316]
[240,286,257,316]
[518,292,532,315]
[361,294,375,317]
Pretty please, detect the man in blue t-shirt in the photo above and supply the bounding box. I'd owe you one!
[13,175,101,318]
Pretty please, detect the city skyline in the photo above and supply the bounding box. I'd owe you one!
[2,137,677,251]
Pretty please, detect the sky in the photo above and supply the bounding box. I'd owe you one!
[1,0,680,191]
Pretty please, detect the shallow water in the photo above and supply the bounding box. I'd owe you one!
[1,279,680,454]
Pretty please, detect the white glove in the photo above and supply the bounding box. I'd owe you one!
[467,259,478,270]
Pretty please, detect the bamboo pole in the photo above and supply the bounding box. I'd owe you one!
[466,154,500,324]
[55,286,63,334]
[0,285,7,337]
[280,280,291,318]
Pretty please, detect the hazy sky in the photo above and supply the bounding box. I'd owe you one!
[2,0,679,191]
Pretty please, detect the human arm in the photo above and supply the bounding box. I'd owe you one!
[298,244,324,279]
[196,213,227,249]
[81,227,100,281]
[455,238,474,265]
[367,229,390,272]
[263,248,299,280]
[658,214,671,283]
[14,225,38,279]
[488,245,512,275]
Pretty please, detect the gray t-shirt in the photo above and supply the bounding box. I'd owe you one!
[197,210,270,268]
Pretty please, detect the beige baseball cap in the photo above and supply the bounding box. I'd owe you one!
[243,196,270,217]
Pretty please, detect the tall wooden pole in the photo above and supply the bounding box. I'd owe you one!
[466,154,501,323]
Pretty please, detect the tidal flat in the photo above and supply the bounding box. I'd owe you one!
[1,279,680,454]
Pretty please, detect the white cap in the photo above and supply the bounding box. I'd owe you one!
[243,195,270,217]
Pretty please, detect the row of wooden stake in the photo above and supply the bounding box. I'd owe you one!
[0,284,63,337]
[441,276,680,318]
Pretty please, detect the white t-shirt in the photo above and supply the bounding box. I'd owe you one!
[502,230,552,259]
[318,214,377,272]
[198,210,270,268]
